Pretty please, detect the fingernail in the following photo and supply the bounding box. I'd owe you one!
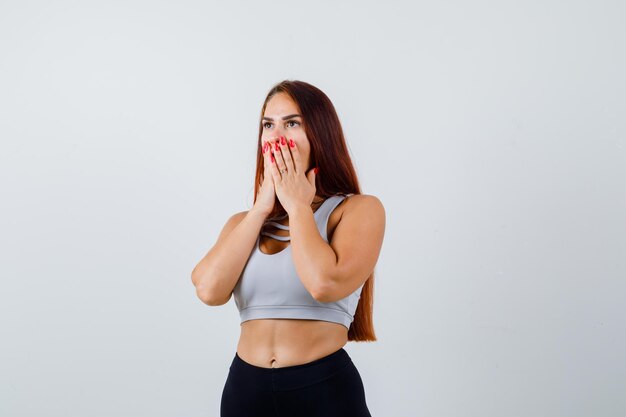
[289,139,294,147]
[280,136,286,145]
[275,142,280,151]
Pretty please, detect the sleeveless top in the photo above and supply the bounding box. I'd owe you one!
[233,193,362,329]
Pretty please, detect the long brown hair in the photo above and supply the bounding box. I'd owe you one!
[253,80,377,342]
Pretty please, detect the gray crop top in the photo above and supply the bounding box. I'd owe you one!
[233,194,363,329]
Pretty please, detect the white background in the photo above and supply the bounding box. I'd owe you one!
[1,1,625,416]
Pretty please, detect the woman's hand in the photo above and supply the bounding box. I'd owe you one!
[253,139,278,216]
[268,136,318,214]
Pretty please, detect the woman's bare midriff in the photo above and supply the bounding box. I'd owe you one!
[236,195,352,369]
[237,319,348,368]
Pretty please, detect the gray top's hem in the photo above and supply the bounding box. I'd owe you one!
[240,305,353,330]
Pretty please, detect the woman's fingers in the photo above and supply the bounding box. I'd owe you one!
[287,137,300,174]
[271,139,286,177]
[266,138,281,180]
[278,136,295,174]
[261,140,273,184]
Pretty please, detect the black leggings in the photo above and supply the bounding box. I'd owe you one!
[220,347,372,417]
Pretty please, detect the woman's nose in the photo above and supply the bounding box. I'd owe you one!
[267,134,282,143]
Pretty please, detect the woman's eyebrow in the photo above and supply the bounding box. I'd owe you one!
[262,114,302,121]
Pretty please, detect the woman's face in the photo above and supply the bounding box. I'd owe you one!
[261,92,311,171]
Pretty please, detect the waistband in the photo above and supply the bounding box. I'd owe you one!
[231,347,353,391]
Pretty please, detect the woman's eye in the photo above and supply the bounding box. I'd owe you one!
[262,121,300,129]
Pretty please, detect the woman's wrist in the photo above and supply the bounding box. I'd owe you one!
[249,205,271,219]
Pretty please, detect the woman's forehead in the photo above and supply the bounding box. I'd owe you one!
[265,94,298,113]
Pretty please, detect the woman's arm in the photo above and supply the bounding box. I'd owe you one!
[191,207,269,306]
[289,195,385,303]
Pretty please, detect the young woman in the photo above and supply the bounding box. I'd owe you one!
[191,80,386,417]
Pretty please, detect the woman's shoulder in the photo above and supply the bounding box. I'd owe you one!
[214,210,250,244]
[231,210,249,221]
[330,193,385,250]
[338,193,385,220]
[341,193,384,209]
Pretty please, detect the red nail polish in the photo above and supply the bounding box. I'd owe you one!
[275,142,279,151]
[281,137,286,145]
[271,154,275,163]
[314,167,319,174]
[289,139,294,147]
